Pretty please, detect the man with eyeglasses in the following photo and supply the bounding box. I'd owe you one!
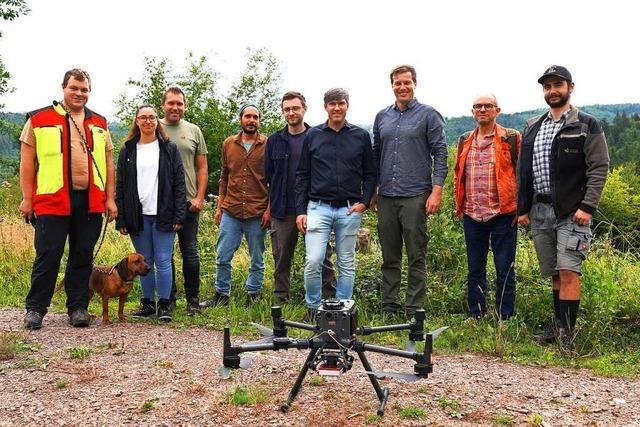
[517,66,609,353]
[454,95,520,320]
[295,88,376,321]
[160,87,208,316]
[372,65,448,320]
[201,104,270,307]
[19,68,117,329]
[264,91,336,304]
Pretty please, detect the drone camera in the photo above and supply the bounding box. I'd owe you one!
[316,299,356,342]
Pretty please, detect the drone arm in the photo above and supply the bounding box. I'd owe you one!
[283,319,320,332]
[354,341,421,361]
[357,323,412,335]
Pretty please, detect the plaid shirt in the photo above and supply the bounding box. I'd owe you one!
[462,133,500,221]
[532,109,571,194]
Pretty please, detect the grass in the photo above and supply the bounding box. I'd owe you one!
[140,398,156,412]
[2,176,640,378]
[437,396,464,418]
[308,375,326,386]
[68,346,92,360]
[397,406,426,419]
[528,413,544,426]
[0,331,36,360]
[55,379,68,389]
[223,386,270,405]
[494,414,515,426]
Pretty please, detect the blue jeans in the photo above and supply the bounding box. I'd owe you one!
[463,214,517,318]
[215,212,266,296]
[304,201,362,308]
[130,215,176,301]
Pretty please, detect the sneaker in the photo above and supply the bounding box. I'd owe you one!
[24,310,44,330]
[533,320,559,345]
[200,292,230,308]
[302,308,317,323]
[132,298,156,318]
[186,298,201,316]
[157,299,173,322]
[68,309,90,327]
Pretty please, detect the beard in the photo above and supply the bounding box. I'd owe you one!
[286,117,303,127]
[545,92,570,108]
[242,125,257,135]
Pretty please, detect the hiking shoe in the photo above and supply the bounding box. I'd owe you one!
[302,308,317,323]
[200,292,230,308]
[157,299,173,322]
[24,310,44,330]
[68,309,90,327]
[132,298,156,318]
[534,320,559,345]
[186,298,201,316]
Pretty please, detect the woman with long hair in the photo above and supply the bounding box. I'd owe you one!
[115,105,186,322]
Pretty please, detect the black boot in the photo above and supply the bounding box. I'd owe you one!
[157,299,173,322]
[132,298,156,318]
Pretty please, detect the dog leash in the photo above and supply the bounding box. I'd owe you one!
[55,101,110,261]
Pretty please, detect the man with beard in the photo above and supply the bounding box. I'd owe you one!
[517,66,609,352]
[264,91,336,304]
[295,88,376,320]
[454,94,520,320]
[160,87,208,316]
[202,104,269,307]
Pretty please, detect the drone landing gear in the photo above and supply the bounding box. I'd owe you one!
[279,347,390,416]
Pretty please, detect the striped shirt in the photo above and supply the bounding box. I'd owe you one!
[463,133,500,222]
[532,109,571,194]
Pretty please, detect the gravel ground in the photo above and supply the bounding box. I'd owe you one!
[1,308,639,426]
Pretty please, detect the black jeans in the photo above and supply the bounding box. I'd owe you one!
[25,190,103,314]
[170,209,200,302]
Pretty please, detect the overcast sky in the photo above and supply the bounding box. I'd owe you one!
[1,0,637,125]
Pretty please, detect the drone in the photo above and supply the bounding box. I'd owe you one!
[219,298,447,416]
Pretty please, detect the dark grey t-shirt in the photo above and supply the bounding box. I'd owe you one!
[286,132,306,214]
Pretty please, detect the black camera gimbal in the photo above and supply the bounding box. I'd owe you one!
[219,299,446,415]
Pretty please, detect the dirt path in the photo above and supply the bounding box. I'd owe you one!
[1,308,638,426]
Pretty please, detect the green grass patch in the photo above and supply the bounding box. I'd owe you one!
[223,386,270,406]
[494,413,515,426]
[397,406,426,419]
[528,413,544,426]
[55,379,68,389]
[308,375,326,386]
[68,346,92,360]
[364,414,382,424]
[140,398,157,412]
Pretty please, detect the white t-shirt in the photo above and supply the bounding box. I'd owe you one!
[136,140,160,215]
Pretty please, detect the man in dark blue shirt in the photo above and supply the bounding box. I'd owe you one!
[295,88,376,317]
[264,91,336,304]
[373,64,448,320]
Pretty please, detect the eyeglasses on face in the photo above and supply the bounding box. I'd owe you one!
[472,104,496,111]
[136,115,157,122]
[283,106,303,113]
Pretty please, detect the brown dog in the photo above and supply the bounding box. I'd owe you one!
[88,253,151,325]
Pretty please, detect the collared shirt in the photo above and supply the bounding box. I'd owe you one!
[532,109,571,194]
[295,121,377,215]
[463,133,500,221]
[218,132,268,219]
[373,98,448,197]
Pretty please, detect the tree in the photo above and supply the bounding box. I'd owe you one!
[0,0,29,108]
[115,48,284,194]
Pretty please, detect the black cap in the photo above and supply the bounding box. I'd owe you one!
[537,65,572,84]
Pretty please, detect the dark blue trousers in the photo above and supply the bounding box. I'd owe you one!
[463,214,516,318]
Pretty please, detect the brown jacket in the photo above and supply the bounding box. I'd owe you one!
[218,132,268,219]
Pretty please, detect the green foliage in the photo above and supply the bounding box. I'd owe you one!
[223,386,270,405]
[140,398,156,412]
[594,165,640,249]
[115,48,284,195]
[494,414,515,426]
[54,379,68,390]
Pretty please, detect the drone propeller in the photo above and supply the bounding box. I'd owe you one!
[364,371,425,382]
[405,326,449,352]
[218,354,255,379]
[243,322,276,345]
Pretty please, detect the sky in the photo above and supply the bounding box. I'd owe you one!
[1,0,637,126]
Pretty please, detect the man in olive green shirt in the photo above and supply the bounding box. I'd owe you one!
[160,87,208,316]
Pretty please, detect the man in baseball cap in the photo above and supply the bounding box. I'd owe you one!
[537,65,573,84]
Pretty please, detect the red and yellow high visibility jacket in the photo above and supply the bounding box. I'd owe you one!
[28,102,108,216]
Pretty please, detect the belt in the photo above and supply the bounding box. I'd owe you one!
[534,193,552,203]
[311,199,355,208]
